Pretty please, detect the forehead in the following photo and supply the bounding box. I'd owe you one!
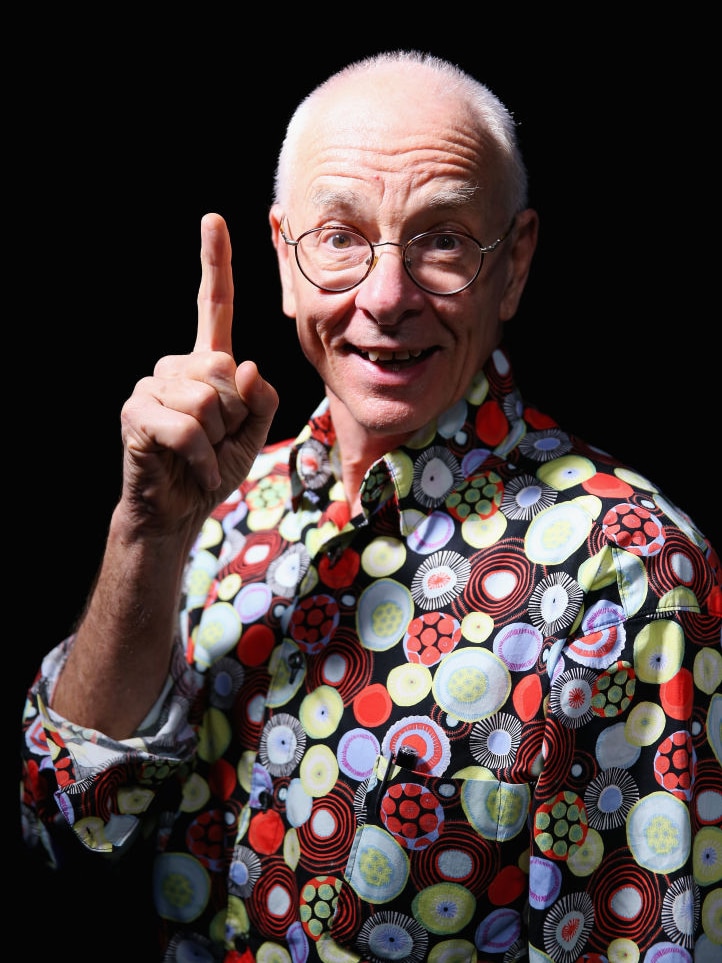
[289,73,504,221]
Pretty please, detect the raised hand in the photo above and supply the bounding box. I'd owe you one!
[50,215,279,734]
[118,213,279,537]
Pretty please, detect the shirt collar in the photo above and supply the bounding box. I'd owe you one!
[288,345,528,520]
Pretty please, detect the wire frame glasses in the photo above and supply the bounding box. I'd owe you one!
[280,217,515,295]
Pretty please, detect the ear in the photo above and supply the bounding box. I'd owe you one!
[499,208,539,322]
[270,204,298,318]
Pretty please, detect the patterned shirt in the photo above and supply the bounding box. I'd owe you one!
[21,346,722,962]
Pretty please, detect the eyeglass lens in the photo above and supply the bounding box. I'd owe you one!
[295,228,483,294]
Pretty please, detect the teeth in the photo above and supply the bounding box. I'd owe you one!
[366,349,422,362]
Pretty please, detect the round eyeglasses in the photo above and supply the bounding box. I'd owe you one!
[279,217,515,296]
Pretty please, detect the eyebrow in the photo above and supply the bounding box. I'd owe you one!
[309,184,480,213]
[426,185,480,207]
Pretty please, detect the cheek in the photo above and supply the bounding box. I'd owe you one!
[295,316,322,362]
[293,298,346,366]
[443,292,486,337]
[451,291,505,357]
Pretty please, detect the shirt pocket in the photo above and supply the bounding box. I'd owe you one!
[382,746,530,838]
[343,747,532,904]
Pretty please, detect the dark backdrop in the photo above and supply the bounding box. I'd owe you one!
[16,18,718,943]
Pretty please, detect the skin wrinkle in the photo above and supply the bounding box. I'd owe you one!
[299,184,489,238]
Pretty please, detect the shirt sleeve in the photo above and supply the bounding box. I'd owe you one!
[20,633,202,860]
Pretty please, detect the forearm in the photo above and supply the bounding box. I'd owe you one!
[51,504,193,739]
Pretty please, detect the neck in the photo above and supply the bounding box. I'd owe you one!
[325,389,412,515]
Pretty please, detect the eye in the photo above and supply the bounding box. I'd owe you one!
[411,232,468,258]
[431,233,463,252]
[318,227,366,251]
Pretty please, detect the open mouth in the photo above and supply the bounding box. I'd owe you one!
[357,347,435,366]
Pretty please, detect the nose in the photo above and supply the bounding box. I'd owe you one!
[355,244,423,325]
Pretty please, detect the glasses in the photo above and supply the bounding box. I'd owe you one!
[279,216,515,296]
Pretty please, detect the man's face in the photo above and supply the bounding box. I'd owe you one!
[272,73,534,450]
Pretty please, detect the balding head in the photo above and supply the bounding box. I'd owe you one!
[273,50,528,221]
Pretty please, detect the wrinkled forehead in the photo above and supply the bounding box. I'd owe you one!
[288,73,507,219]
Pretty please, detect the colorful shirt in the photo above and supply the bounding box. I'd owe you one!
[21,346,722,962]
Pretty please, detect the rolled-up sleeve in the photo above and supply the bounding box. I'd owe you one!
[20,634,202,858]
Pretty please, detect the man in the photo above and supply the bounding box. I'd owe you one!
[21,51,721,961]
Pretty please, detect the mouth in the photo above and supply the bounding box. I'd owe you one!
[356,347,435,367]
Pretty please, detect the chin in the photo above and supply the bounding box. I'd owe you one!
[352,398,435,437]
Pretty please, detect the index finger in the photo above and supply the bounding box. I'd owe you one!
[194,212,234,354]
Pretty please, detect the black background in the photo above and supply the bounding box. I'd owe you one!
[16,16,718,945]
